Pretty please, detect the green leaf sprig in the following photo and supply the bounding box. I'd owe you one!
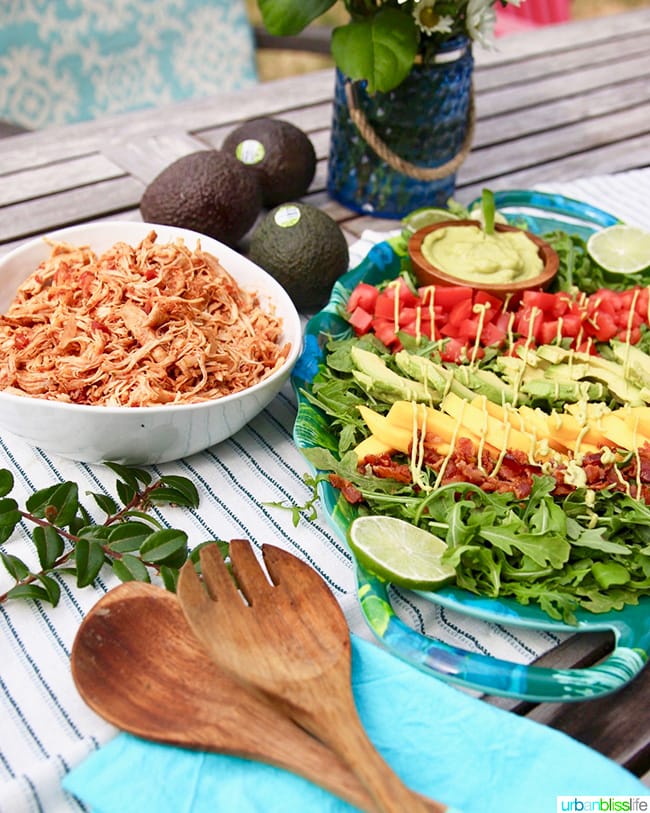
[481,188,496,235]
[0,464,205,606]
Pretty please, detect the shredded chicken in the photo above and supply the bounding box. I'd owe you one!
[0,232,291,406]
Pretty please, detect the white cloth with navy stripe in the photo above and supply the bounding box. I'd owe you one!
[1,170,649,813]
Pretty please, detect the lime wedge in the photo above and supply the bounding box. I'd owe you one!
[401,207,458,241]
[586,225,650,274]
[348,515,455,590]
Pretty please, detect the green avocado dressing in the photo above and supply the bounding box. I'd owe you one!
[421,225,543,284]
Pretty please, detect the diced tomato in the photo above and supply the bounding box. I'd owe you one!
[401,317,433,340]
[620,311,644,331]
[373,291,399,320]
[348,305,374,335]
[575,339,598,355]
[448,297,474,327]
[587,311,618,342]
[522,290,558,314]
[395,306,418,327]
[564,299,584,318]
[514,307,544,344]
[619,289,638,310]
[617,326,642,344]
[370,318,400,348]
[539,319,560,345]
[559,313,582,338]
[440,337,467,363]
[473,290,504,320]
[494,310,512,333]
[373,278,419,320]
[551,293,574,317]
[634,287,649,319]
[480,321,507,347]
[438,321,461,338]
[347,282,378,314]
[457,318,480,341]
[391,277,420,307]
[423,285,472,310]
[352,270,648,360]
[588,291,617,317]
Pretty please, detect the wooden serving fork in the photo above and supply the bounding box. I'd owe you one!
[71,581,379,811]
[177,540,452,813]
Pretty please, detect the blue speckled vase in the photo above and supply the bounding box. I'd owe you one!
[327,37,473,219]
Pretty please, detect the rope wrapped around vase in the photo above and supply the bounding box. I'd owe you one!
[343,80,475,181]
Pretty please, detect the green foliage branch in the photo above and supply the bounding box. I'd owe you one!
[257,0,511,93]
[0,464,222,606]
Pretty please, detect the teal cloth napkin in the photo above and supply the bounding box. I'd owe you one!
[64,635,648,813]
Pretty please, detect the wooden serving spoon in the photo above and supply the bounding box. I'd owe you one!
[177,541,450,813]
[71,581,380,811]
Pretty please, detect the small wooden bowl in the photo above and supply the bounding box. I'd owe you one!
[408,219,559,296]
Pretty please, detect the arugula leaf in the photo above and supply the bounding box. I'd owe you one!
[480,527,570,569]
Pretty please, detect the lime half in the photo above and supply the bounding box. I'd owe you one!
[587,225,650,274]
[401,207,459,241]
[348,515,455,590]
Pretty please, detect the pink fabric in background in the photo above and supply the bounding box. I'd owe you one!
[496,0,571,36]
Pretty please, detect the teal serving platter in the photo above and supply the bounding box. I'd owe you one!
[291,191,650,702]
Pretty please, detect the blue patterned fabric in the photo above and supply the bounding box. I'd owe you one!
[0,0,258,129]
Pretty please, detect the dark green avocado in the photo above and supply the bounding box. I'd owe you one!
[140,150,262,247]
[222,118,316,208]
[248,202,349,311]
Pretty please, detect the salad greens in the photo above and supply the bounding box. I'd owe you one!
[298,218,650,624]
[546,230,650,294]
[305,442,650,624]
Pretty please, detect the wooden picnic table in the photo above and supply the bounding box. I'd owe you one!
[1,5,649,796]
[2,6,649,254]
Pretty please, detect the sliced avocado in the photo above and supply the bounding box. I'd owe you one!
[609,341,650,389]
[394,350,482,402]
[350,347,435,404]
[579,367,645,405]
[521,379,606,403]
[513,345,543,367]
[496,356,545,384]
[536,344,646,405]
[454,366,518,405]
[393,351,453,402]
[542,363,592,381]
[536,345,620,375]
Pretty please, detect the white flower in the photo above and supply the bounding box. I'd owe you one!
[466,0,497,47]
[433,14,454,34]
[412,0,453,35]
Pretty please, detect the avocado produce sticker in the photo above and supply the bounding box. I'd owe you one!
[274,205,301,228]
[236,139,265,165]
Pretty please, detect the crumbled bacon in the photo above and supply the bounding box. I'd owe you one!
[329,474,364,504]
[347,439,650,505]
[362,453,412,483]
[0,232,290,407]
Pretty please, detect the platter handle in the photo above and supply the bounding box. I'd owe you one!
[356,564,649,702]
